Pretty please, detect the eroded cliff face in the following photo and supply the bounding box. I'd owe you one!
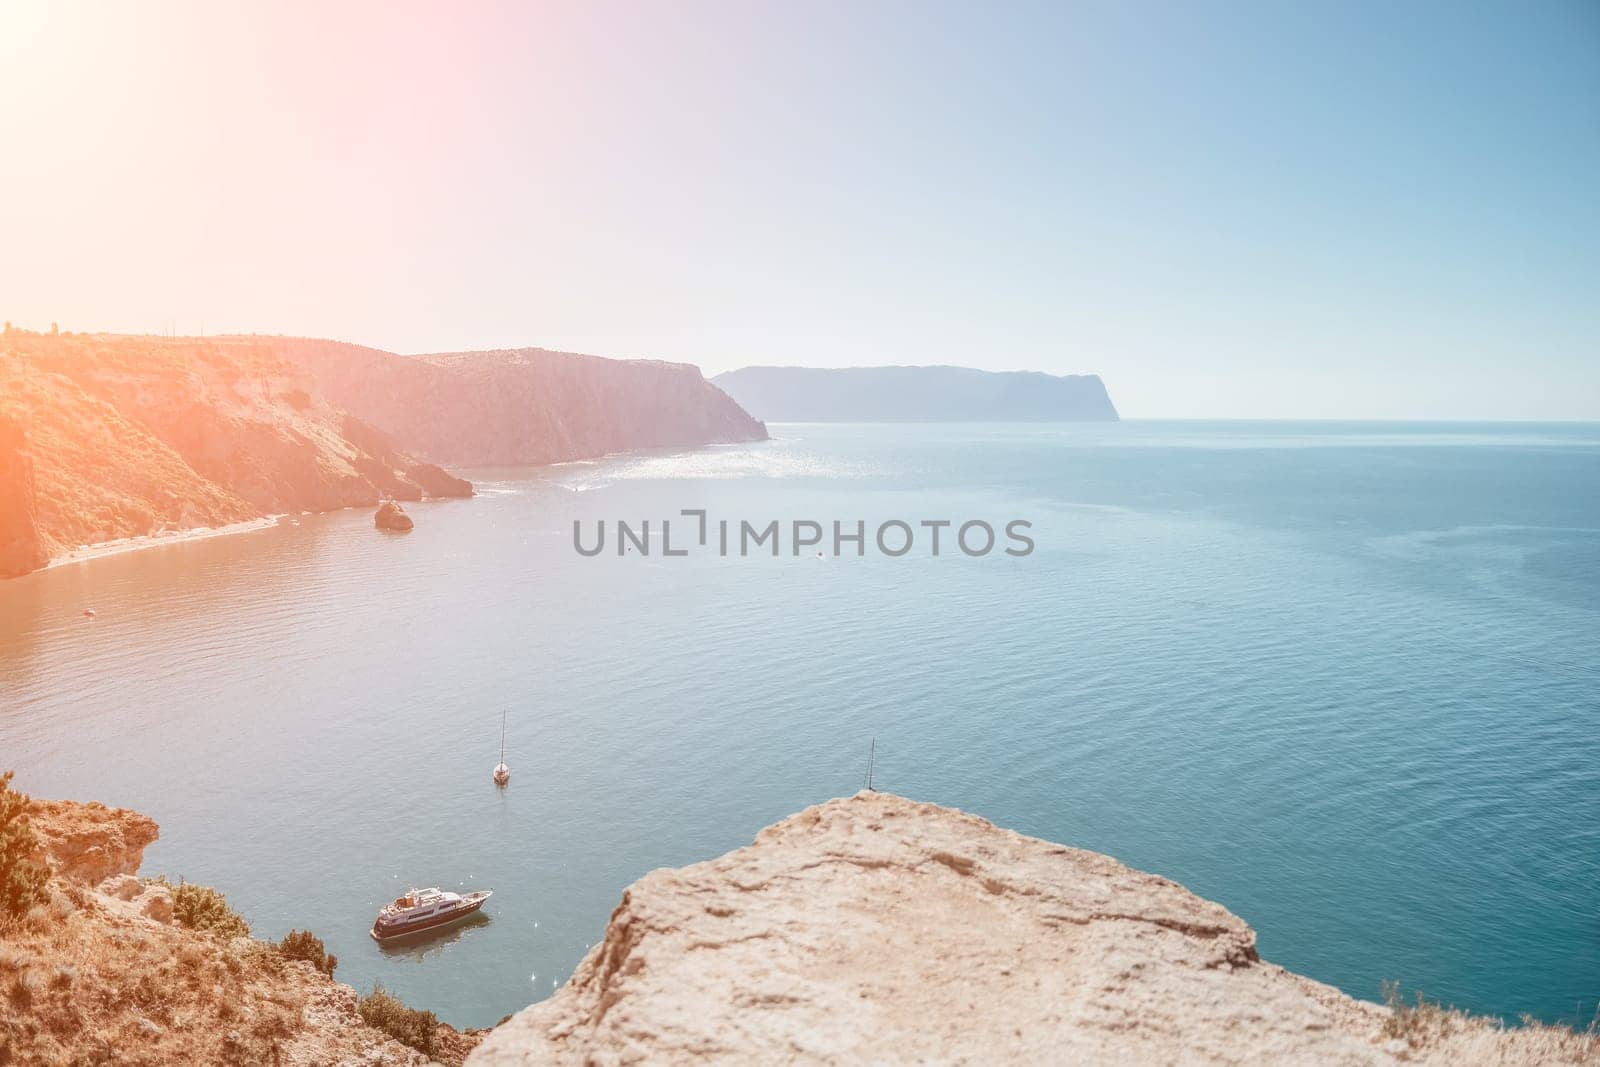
[273,339,768,467]
[471,792,1595,1066]
[0,328,768,576]
[0,415,49,578]
[0,332,472,575]
[25,797,160,885]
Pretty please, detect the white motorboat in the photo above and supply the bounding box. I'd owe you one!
[370,887,491,942]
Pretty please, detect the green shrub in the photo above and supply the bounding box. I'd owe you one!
[159,879,251,939]
[277,928,337,977]
[358,983,437,1056]
[0,771,52,918]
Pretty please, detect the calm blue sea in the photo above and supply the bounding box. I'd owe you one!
[2,421,1596,1030]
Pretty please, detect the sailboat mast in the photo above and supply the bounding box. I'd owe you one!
[865,737,876,792]
[499,710,506,763]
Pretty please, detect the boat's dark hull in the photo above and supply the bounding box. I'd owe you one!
[370,896,488,942]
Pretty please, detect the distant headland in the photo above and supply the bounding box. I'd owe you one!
[712,365,1119,423]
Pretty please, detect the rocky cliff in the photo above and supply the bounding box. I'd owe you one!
[472,792,1594,1066]
[0,330,473,577]
[1,327,773,577]
[713,365,1120,422]
[273,338,768,467]
[3,791,481,1065]
[24,797,160,886]
[0,415,49,577]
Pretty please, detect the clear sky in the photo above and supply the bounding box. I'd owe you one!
[1,1,1595,418]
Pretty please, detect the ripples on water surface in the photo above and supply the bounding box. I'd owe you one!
[2,421,1596,1028]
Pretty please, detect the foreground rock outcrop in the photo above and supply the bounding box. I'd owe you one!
[472,792,1595,1066]
[3,792,482,1065]
[25,797,160,886]
[0,330,474,576]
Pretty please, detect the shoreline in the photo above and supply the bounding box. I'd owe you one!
[45,515,285,569]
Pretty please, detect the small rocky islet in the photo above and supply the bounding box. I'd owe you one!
[375,499,414,532]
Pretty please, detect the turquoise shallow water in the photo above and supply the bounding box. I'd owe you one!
[2,420,1597,1029]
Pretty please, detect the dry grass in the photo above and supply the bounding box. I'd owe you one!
[1381,980,1600,1065]
[1381,979,1462,1045]
[0,895,303,1066]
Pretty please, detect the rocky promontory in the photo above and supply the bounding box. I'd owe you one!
[472,792,1594,1066]
[274,338,769,467]
[0,327,773,578]
[24,797,160,886]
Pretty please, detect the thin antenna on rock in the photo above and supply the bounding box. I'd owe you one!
[863,737,877,792]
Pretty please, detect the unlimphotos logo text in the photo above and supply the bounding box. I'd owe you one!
[573,510,1034,558]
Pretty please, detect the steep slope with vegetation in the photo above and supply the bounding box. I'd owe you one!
[0,415,50,580]
[1,327,772,577]
[0,774,482,1065]
[273,338,768,467]
[0,328,472,578]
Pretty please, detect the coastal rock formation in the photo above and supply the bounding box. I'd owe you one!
[136,882,174,924]
[274,338,768,467]
[713,365,1119,422]
[0,331,473,576]
[26,797,159,885]
[5,793,483,1066]
[376,499,415,531]
[101,873,144,901]
[472,792,1595,1066]
[0,327,770,577]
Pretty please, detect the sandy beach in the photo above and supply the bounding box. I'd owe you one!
[45,516,284,569]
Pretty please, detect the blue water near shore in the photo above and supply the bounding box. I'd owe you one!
[2,421,1597,1029]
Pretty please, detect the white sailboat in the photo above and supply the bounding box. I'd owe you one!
[493,710,511,786]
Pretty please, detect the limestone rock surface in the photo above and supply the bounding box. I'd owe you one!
[27,797,159,884]
[471,792,1595,1066]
